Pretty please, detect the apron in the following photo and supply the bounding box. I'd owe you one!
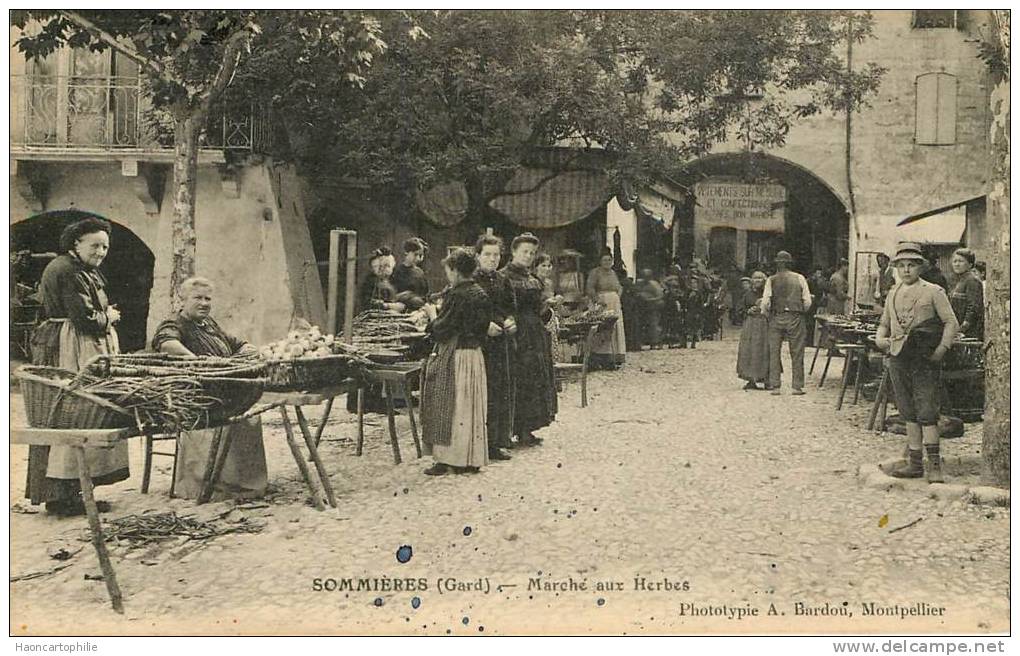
[45,319,129,480]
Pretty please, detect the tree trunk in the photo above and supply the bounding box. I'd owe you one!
[169,113,202,311]
[464,176,491,245]
[981,11,1010,486]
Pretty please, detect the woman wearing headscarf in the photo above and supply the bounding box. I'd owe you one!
[357,246,404,314]
[736,271,771,390]
[420,249,492,475]
[585,248,627,368]
[151,277,268,500]
[502,233,557,446]
[26,216,129,516]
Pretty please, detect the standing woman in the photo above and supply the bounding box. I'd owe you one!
[420,249,492,475]
[502,233,558,446]
[736,271,770,390]
[585,248,627,368]
[473,234,516,461]
[946,248,984,339]
[26,217,129,515]
[534,253,565,363]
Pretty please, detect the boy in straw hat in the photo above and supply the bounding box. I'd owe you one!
[874,242,959,482]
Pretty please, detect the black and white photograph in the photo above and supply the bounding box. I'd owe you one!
[6,8,1011,642]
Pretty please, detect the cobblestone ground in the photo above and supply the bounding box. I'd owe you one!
[10,335,1009,635]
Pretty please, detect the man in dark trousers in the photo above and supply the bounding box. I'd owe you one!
[762,251,813,396]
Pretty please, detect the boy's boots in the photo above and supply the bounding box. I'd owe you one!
[923,426,944,484]
[888,448,923,478]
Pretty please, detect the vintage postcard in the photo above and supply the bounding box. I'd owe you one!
[8,8,1010,639]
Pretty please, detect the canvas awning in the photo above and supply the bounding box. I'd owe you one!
[617,181,684,230]
[897,195,985,226]
[895,204,968,244]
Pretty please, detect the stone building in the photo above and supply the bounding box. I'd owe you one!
[9,30,326,353]
[661,9,996,307]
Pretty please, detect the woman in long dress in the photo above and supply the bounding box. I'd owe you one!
[736,271,771,390]
[585,250,627,368]
[420,249,492,475]
[946,247,984,339]
[502,233,558,446]
[151,277,268,500]
[534,253,565,363]
[26,217,129,516]
[472,234,516,461]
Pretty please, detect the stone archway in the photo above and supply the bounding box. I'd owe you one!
[11,209,155,353]
[672,152,850,274]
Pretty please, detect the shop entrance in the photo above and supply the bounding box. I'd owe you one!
[11,209,154,357]
[670,153,849,275]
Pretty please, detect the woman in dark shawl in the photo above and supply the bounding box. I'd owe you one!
[736,271,771,390]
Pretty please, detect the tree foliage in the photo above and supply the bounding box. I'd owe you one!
[280,9,885,210]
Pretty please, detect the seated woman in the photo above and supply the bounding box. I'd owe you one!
[420,249,492,475]
[151,277,268,500]
[358,247,405,314]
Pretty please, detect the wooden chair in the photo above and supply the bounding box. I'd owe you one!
[356,362,423,464]
[554,324,598,408]
[834,343,867,410]
[142,433,179,496]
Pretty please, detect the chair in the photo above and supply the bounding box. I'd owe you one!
[554,324,598,408]
[355,362,423,465]
[834,343,867,410]
[142,434,179,496]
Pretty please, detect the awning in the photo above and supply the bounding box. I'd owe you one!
[897,195,985,226]
[617,181,682,230]
[488,167,613,229]
[895,205,967,244]
[415,182,468,227]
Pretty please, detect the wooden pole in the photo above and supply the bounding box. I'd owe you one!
[327,229,341,335]
[342,229,357,345]
[75,447,124,614]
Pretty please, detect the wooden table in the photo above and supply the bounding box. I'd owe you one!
[11,426,137,614]
[356,362,424,464]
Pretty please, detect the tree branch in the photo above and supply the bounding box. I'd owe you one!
[488,151,587,201]
[59,11,166,79]
[194,27,251,119]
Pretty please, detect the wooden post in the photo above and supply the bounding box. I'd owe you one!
[75,447,124,614]
[327,230,341,335]
[279,407,326,511]
[342,230,358,344]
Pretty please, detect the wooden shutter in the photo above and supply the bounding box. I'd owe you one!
[916,72,957,145]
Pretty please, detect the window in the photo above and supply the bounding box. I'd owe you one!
[912,10,958,29]
[915,72,957,145]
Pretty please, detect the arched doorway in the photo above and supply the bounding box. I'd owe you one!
[671,152,849,274]
[11,209,155,355]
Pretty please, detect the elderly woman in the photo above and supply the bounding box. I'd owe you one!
[502,233,558,446]
[26,216,128,516]
[585,249,627,368]
[421,249,492,475]
[875,243,959,483]
[947,247,984,340]
[358,246,405,314]
[736,271,770,390]
[151,277,268,500]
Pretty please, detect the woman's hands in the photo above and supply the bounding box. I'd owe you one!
[503,317,518,335]
[929,345,948,362]
[106,305,121,324]
[487,321,504,337]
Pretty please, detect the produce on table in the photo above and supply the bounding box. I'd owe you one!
[259,326,337,360]
[566,304,616,325]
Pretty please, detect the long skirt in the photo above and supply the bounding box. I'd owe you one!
[482,337,514,450]
[590,291,626,365]
[511,313,558,435]
[172,418,268,501]
[422,344,489,468]
[25,320,130,504]
[736,313,770,382]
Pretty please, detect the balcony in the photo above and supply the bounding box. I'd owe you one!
[10,74,273,163]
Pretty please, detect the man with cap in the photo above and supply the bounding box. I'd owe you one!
[870,252,896,311]
[761,250,813,395]
[875,242,959,482]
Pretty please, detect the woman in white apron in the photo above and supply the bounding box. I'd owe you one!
[584,249,627,369]
[26,217,129,516]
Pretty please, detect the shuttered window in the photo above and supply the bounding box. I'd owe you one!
[915,72,957,145]
[912,10,958,29]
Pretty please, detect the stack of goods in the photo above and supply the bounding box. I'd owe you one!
[352,309,430,360]
[260,326,374,391]
[16,353,267,434]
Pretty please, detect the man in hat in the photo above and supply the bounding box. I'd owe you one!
[870,252,896,311]
[761,250,813,395]
[875,242,959,482]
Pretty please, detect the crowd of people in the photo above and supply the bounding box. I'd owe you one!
[23,215,989,513]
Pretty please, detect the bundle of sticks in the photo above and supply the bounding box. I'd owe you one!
[352,310,427,351]
[75,353,266,432]
[91,511,263,546]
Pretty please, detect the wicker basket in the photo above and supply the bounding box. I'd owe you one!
[194,376,267,427]
[15,366,133,430]
[264,355,364,392]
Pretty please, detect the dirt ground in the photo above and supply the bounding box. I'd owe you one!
[9,333,1009,635]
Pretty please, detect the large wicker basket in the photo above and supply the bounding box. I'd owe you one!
[16,366,133,430]
[264,355,364,392]
[193,376,267,427]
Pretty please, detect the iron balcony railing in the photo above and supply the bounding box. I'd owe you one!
[10,74,273,153]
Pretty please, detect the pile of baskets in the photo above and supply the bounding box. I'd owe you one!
[16,353,268,432]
